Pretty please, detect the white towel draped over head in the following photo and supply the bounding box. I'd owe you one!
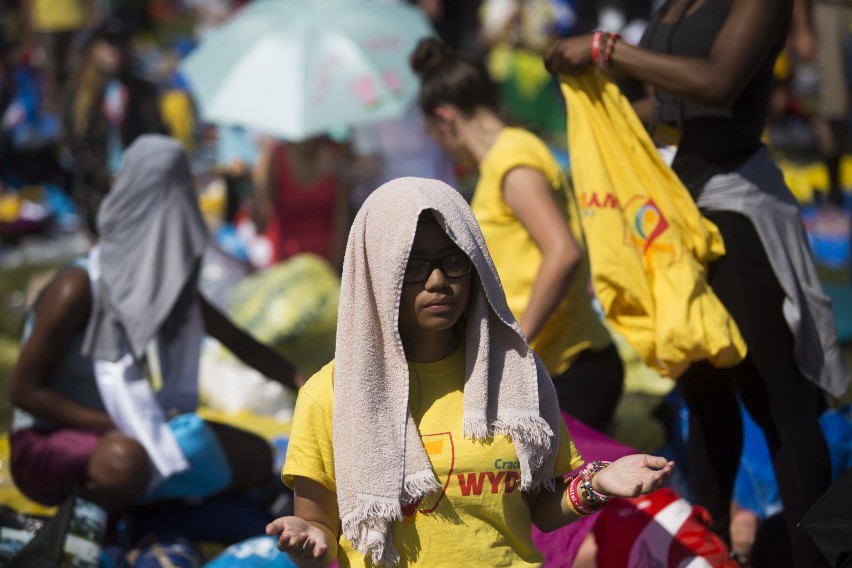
[333,177,561,566]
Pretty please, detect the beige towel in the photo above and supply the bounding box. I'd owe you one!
[334,177,561,566]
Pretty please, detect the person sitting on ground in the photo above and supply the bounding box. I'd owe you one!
[9,134,299,515]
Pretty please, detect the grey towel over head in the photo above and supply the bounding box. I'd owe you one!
[334,177,562,566]
[82,134,209,362]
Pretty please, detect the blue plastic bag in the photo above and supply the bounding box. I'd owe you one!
[203,535,297,568]
[140,414,232,503]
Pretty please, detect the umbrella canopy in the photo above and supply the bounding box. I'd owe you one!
[800,467,852,567]
[180,0,434,141]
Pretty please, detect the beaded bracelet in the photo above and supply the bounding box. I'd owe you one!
[579,460,612,505]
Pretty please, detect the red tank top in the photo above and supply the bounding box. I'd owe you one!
[265,143,337,263]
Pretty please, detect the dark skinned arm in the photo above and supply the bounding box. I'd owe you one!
[9,267,114,431]
[544,0,792,108]
[199,294,299,390]
[790,0,816,62]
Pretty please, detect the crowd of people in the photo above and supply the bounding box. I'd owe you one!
[1,0,851,567]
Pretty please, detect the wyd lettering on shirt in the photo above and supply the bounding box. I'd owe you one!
[457,469,521,496]
[402,435,524,525]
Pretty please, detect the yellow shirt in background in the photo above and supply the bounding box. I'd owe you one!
[30,0,88,32]
[282,349,583,567]
[473,127,611,375]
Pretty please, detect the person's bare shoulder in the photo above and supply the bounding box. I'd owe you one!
[32,266,93,332]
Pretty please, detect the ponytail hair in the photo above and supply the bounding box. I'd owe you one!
[410,38,499,117]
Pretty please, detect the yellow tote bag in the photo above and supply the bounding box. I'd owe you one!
[560,71,746,379]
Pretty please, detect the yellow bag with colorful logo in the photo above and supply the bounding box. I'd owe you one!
[560,71,746,379]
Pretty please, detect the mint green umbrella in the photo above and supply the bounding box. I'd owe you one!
[180,0,434,141]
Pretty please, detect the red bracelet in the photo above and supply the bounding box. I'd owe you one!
[567,475,595,515]
[603,32,621,72]
[591,31,603,71]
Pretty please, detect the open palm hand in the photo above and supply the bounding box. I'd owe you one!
[592,454,675,498]
[266,516,329,561]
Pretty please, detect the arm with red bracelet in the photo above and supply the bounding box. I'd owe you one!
[543,0,788,108]
[530,453,674,532]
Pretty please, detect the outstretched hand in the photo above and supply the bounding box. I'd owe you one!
[266,516,329,561]
[592,454,674,498]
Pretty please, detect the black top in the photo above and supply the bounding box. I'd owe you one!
[639,0,788,193]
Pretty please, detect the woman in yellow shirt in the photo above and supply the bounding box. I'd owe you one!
[265,177,673,567]
[409,38,623,433]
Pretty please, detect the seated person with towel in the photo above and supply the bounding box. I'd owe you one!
[8,135,300,514]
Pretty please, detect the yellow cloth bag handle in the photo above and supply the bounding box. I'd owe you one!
[560,71,747,378]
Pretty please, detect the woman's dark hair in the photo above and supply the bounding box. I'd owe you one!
[410,38,499,117]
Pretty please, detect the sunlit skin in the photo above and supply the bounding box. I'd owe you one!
[398,213,472,363]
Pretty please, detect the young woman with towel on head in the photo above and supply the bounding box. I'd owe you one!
[408,38,624,434]
[265,177,673,567]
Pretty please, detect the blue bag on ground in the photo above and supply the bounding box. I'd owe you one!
[140,413,232,503]
[203,535,297,567]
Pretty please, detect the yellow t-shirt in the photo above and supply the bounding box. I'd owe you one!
[30,0,87,32]
[473,127,611,375]
[282,348,583,567]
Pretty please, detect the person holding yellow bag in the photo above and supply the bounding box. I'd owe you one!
[410,38,623,433]
[544,1,850,565]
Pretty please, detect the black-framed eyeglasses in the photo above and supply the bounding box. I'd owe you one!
[403,253,472,283]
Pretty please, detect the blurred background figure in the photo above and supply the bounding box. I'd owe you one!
[20,0,99,114]
[63,17,166,235]
[248,135,351,272]
[790,0,852,210]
